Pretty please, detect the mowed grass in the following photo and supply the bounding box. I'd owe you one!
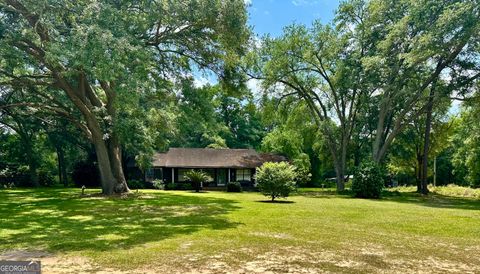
[0,187,479,273]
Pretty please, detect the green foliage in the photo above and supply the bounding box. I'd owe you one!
[352,161,384,199]
[127,180,146,190]
[38,170,55,187]
[171,82,264,149]
[184,170,212,192]
[260,101,327,185]
[255,162,297,201]
[164,183,193,191]
[431,184,480,199]
[0,0,250,193]
[164,183,176,191]
[152,180,165,190]
[451,108,480,188]
[226,182,242,192]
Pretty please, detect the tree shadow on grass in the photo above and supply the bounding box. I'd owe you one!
[256,200,295,204]
[295,189,352,198]
[0,188,241,252]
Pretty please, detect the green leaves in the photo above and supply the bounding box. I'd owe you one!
[255,161,297,201]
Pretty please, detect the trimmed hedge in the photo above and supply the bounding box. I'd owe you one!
[226,182,242,192]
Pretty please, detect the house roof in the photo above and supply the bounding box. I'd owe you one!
[152,148,287,168]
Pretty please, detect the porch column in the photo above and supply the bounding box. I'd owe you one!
[172,168,175,183]
[227,168,231,183]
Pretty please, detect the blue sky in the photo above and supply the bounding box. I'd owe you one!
[194,0,341,87]
[246,0,341,37]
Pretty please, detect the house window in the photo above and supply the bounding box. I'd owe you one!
[145,168,154,181]
[236,169,251,182]
[178,169,189,182]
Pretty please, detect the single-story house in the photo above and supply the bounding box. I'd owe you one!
[129,148,287,186]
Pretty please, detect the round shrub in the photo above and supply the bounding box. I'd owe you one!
[255,162,296,201]
[226,182,242,192]
[152,180,165,190]
[352,161,384,198]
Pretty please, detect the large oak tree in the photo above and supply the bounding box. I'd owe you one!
[0,0,249,194]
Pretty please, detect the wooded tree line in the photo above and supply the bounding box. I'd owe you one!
[0,0,479,195]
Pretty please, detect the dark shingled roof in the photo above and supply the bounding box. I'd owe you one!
[152,148,287,168]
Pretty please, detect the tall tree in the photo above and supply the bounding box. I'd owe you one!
[360,0,480,163]
[0,0,249,194]
[251,16,370,191]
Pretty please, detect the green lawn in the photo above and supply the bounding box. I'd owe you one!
[0,187,479,273]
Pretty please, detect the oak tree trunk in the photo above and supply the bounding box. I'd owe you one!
[91,135,129,195]
[420,88,435,195]
[416,153,423,193]
[55,75,130,195]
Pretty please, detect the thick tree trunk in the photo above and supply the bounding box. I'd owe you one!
[334,159,345,192]
[92,139,116,194]
[416,153,422,193]
[372,97,388,162]
[107,135,129,193]
[85,109,129,195]
[55,75,130,195]
[420,88,435,195]
[337,139,348,192]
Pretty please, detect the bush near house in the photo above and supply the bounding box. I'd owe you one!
[226,181,242,192]
[184,170,212,192]
[152,180,165,190]
[352,161,384,198]
[164,182,194,191]
[127,180,153,189]
[255,162,296,201]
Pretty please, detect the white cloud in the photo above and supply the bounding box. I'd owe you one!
[291,0,320,6]
[244,0,252,5]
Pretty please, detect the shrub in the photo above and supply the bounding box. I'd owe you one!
[164,182,176,190]
[127,180,144,189]
[226,182,242,192]
[184,170,212,192]
[164,182,194,190]
[352,161,384,198]
[38,170,55,186]
[127,180,154,189]
[152,180,165,190]
[255,162,296,201]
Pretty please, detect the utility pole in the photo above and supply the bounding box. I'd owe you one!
[433,156,437,187]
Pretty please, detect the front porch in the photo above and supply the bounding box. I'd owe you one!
[145,167,255,187]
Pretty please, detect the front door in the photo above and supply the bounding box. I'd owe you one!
[217,169,227,186]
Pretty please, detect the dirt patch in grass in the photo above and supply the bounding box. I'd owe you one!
[0,250,131,274]
[182,245,480,274]
[2,246,480,273]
